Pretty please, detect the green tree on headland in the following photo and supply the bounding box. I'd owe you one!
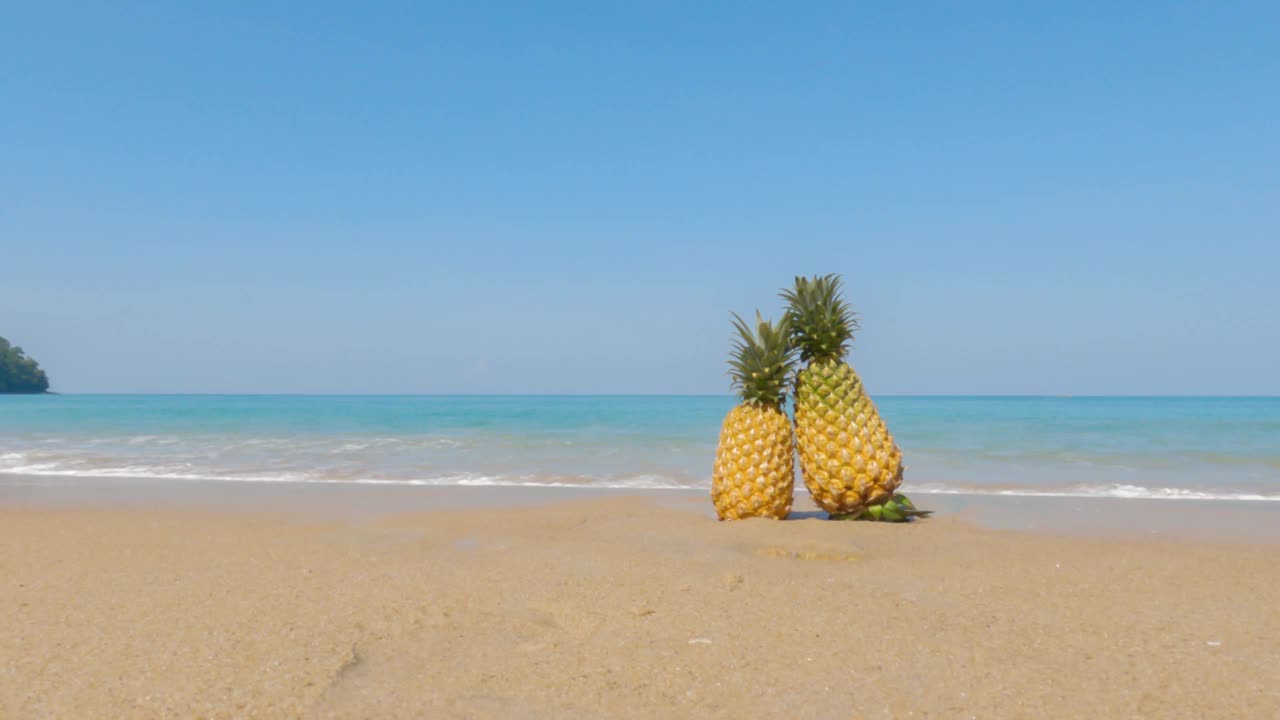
[0,336,50,393]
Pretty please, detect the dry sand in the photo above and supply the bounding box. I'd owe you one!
[2,490,1279,719]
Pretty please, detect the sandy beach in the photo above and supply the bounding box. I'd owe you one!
[2,483,1278,719]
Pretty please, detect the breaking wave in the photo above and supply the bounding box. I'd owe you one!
[910,483,1280,502]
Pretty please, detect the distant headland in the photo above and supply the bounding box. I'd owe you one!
[0,336,51,393]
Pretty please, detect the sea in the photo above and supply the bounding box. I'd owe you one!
[1,395,1278,503]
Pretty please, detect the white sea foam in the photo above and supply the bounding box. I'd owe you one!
[1,447,1273,500]
[1,456,1274,499]
[909,483,1280,502]
[329,442,372,454]
[8,461,1271,500]
[0,462,695,491]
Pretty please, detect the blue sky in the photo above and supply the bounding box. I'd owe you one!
[3,2,1277,394]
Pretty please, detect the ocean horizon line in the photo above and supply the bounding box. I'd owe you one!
[12,392,1280,399]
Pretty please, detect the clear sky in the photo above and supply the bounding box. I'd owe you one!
[3,2,1277,394]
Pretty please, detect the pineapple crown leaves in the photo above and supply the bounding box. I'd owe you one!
[780,273,860,363]
[727,310,797,409]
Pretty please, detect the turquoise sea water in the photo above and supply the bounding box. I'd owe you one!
[1,395,1278,502]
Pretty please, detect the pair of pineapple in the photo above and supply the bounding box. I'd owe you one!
[712,274,921,522]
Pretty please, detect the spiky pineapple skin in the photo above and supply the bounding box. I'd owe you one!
[712,404,794,520]
[794,359,903,515]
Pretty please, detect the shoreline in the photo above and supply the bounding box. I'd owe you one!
[3,472,1280,542]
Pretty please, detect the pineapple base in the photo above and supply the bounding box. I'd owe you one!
[828,494,932,522]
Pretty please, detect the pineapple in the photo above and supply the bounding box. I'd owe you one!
[782,274,904,518]
[711,312,797,521]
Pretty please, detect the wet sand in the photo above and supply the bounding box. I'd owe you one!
[2,482,1279,718]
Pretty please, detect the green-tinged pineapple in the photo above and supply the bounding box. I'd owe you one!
[712,312,797,521]
[783,274,904,518]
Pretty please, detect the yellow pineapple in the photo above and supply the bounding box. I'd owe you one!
[782,275,904,518]
[711,312,797,521]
